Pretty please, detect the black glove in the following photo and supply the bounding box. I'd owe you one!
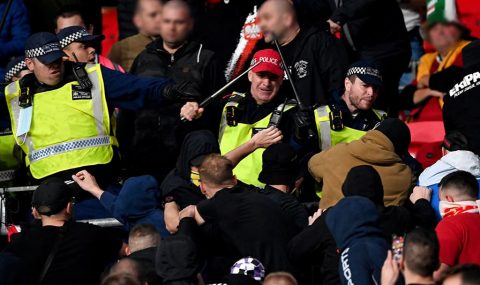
[162,81,201,103]
[294,109,317,140]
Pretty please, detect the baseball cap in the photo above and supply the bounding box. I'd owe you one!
[57,26,105,49]
[250,49,284,78]
[4,56,27,82]
[25,32,66,64]
[32,177,73,216]
[346,61,383,86]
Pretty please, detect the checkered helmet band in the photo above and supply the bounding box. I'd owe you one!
[59,30,90,48]
[347,66,383,80]
[4,60,26,82]
[25,42,62,58]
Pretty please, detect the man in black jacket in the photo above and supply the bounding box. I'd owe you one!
[118,0,223,179]
[258,0,348,109]
[324,0,411,115]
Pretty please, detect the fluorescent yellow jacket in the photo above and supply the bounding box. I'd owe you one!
[5,64,117,179]
[315,105,386,151]
[0,129,18,182]
[219,93,296,187]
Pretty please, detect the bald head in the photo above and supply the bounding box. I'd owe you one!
[264,272,298,285]
[160,0,193,48]
[259,0,299,44]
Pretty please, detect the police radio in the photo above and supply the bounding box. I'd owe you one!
[329,105,344,131]
[268,99,288,128]
[72,52,93,90]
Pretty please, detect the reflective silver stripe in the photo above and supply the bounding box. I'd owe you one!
[6,81,18,94]
[29,136,111,163]
[317,106,332,151]
[87,67,106,136]
[0,170,15,182]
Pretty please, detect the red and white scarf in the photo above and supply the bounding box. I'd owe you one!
[439,200,480,218]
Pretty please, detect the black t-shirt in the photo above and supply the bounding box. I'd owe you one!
[196,186,293,273]
[255,185,308,233]
[5,221,123,285]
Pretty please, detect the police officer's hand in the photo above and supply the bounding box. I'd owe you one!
[251,127,283,149]
[180,102,204,121]
[72,170,103,199]
[163,81,201,103]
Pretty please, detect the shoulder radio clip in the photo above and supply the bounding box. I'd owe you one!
[72,52,93,90]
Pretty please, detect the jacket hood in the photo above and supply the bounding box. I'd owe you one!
[419,150,480,186]
[113,175,160,221]
[346,130,403,165]
[325,196,383,250]
[176,130,220,179]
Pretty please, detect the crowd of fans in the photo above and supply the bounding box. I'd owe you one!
[0,0,480,284]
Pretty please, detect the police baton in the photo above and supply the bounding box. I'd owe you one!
[180,61,261,122]
[272,36,316,139]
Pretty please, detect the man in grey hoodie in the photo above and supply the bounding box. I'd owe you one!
[418,131,480,220]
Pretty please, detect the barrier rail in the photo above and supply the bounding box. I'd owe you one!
[0,185,123,235]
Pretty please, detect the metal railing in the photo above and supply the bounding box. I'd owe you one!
[0,185,122,235]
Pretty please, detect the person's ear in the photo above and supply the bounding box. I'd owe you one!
[25,58,34,71]
[248,70,254,82]
[344,77,352,92]
[446,195,455,203]
[66,202,73,215]
[199,181,207,196]
[32,207,41,219]
[133,14,142,30]
[125,245,131,256]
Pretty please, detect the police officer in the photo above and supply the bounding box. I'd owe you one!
[0,57,30,185]
[57,26,124,71]
[3,32,196,185]
[315,61,386,151]
[181,49,299,187]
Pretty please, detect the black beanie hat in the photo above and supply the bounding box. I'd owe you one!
[258,143,298,187]
[375,118,411,155]
[342,165,384,206]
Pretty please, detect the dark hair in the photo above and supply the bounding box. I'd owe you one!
[439,171,479,199]
[448,264,480,285]
[101,273,141,285]
[404,228,440,277]
[54,4,93,29]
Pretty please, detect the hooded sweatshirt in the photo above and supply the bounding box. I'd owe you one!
[419,150,480,220]
[100,175,169,237]
[326,196,388,285]
[309,130,415,209]
[161,130,220,209]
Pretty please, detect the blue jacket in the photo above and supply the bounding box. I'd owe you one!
[0,0,30,76]
[418,150,480,221]
[326,196,388,285]
[100,175,169,237]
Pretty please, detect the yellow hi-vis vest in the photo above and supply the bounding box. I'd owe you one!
[314,105,386,151]
[219,92,296,187]
[0,129,18,182]
[5,64,117,179]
